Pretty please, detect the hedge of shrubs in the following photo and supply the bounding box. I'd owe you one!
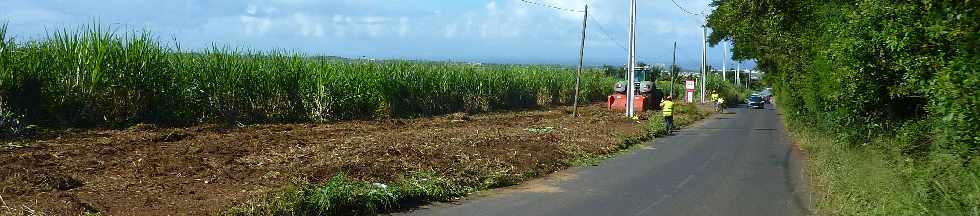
[707,0,978,214]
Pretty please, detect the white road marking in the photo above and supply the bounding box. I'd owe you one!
[676,174,695,189]
[634,194,671,216]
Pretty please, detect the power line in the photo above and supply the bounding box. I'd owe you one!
[519,0,584,13]
[517,1,664,64]
[516,1,626,52]
[588,15,668,63]
[669,0,705,16]
[590,18,667,61]
[587,16,629,52]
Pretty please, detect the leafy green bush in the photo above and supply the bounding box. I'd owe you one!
[644,114,668,137]
[705,74,749,106]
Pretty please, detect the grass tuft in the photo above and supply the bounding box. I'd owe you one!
[226,172,472,216]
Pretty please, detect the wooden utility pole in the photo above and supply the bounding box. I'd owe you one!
[573,5,588,117]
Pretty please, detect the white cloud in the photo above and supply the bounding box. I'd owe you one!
[2,8,68,24]
[0,0,723,66]
[331,14,347,38]
[240,15,272,36]
[485,1,497,15]
[292,13,324,38]
[444,23,458,38]
[397,17,409,37]
[263,6,279,14]
[233,1,416,39]
[650,19,678,34]
[362,16,385,38]
[34,0,639,41]
[362,16,385,24]
[479,22,489,38]
[246,4,258,15]
[514,4,528,17]
[471,0,539,39]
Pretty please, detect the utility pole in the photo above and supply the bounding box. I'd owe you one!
[722,42,727,82]
[573,5,587,117]
[670,41,677,98]
[746,72,751,89]
[625,0,637,117]
[736,61,741,86]
[700,25,707,103]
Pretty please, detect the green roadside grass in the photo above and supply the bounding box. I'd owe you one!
[226,103,713,215]
[787,116,980,216]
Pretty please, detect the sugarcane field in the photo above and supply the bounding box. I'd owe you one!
[0,22,718,214]
[4,0,978,215]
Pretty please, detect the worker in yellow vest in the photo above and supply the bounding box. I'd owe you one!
[661,96,674,135]
[710,91,720,111]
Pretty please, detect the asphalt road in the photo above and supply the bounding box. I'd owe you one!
[399,105,810,216]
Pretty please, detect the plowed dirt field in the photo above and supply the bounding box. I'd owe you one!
[1,104,649,215]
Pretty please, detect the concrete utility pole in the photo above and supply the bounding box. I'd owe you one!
[625,0,637,117]
[736,61,741,86]
[670,41,677,98]
[722,42,727,82]
[573,5,587,117]
[700,25,707,103]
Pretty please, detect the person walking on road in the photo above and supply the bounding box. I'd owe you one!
[661,96,674,135]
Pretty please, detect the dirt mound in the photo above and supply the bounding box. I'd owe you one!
[0,104,645,215]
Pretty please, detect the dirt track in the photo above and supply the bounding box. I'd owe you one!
[0,104,647,215]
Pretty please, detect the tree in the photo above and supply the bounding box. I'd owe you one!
[705,0,980,214]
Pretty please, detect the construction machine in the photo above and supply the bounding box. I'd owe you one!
[607,65,662,112]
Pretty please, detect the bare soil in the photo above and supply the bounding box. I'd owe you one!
[0,104,648,215]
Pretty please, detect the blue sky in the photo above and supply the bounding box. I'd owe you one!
[1,0,752,69]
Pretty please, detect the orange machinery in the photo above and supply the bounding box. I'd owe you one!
[607,65,663,112]
[608,93,647,112]
[607,80,658,112]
